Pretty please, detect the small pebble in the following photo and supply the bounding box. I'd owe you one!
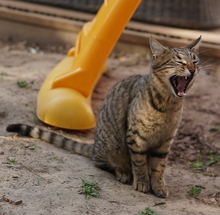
[209,198,217,205]
[33,179,40,186]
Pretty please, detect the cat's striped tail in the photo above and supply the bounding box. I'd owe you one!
[6,124,93,158]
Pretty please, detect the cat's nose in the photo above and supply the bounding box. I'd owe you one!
[188,67,195,75]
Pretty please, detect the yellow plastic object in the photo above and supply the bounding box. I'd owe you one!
[37,0,142,129]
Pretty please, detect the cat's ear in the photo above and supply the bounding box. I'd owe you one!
[182,36,202,51]
[149,37,168,57]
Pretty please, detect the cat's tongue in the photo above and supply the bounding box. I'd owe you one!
[176,76,186,97]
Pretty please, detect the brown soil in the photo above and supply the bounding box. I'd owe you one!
[0,41,220,215]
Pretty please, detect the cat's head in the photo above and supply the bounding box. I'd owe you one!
[149,36,201,98]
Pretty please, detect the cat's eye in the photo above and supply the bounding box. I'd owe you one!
[193,60,199,64]
[177,55,182,60]
[177,61,186,66]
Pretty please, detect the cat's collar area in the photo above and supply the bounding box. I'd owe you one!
[170,74,194,97]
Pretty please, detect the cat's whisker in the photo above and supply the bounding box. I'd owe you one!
[200,58,216,67]
[202,64,220,71]
[202,67,219,73]
[201,60,220,67]
[199,73,220,82]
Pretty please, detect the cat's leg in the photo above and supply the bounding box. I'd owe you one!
[93,141,132,184]
[112,153,133,184]
[130,152,149,193]
[126,131,150,193]
[94,155,132,184]
[92,141,114,172]
[149,139,172,198]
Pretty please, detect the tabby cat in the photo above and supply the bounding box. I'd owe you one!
[7,36,201,198]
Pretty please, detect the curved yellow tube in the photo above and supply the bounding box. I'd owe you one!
[37,0,142,129]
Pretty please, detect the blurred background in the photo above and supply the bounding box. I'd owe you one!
[1,0,220,57]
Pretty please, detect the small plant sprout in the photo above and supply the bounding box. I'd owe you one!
[209,126,220,132]
[190,159,205,171]
[35,180,41,186]
[47,153,58,162]
[28,143,37,149]
[0,72,8,76]
[188,187,201,196]
[138,207,160,215]
[29,143,36,147]
[78,178,100,200]
[23,142,37,150]
[7,157,17,163]
[205,154,220,166]
[33,118,39,124]
[17,80,29,88]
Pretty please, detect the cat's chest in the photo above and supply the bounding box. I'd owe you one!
[127,105,182,146]
[136,112,179,132]
[128,113,179,148]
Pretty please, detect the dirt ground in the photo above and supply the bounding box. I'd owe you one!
[0,40,220,215]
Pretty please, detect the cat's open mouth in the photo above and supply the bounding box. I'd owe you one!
[170,75,193,97]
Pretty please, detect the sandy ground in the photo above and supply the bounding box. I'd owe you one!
[0,41,220,215]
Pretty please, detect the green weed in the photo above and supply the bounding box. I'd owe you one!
[209,126,220,132]
[205,155,220,166]
[28,143,37,148]
[35,180,41,186]
[47,153,58,162]
[17,80,29,88]
[188,187,201,196]
[190,159,205,171]
[78,178,100,200]
[21,142,37,150]
[33,118,39,124]
[138,207,160,215]
[7,157,17,163]
[0,72,8,76]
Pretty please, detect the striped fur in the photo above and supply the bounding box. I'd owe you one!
[6,36,201,198]
[6,124,93,158]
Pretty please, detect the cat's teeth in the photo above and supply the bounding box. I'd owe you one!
[185,76,187,80]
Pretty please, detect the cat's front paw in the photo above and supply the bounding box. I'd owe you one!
[152,186,168,198]
[133,180,150,193]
